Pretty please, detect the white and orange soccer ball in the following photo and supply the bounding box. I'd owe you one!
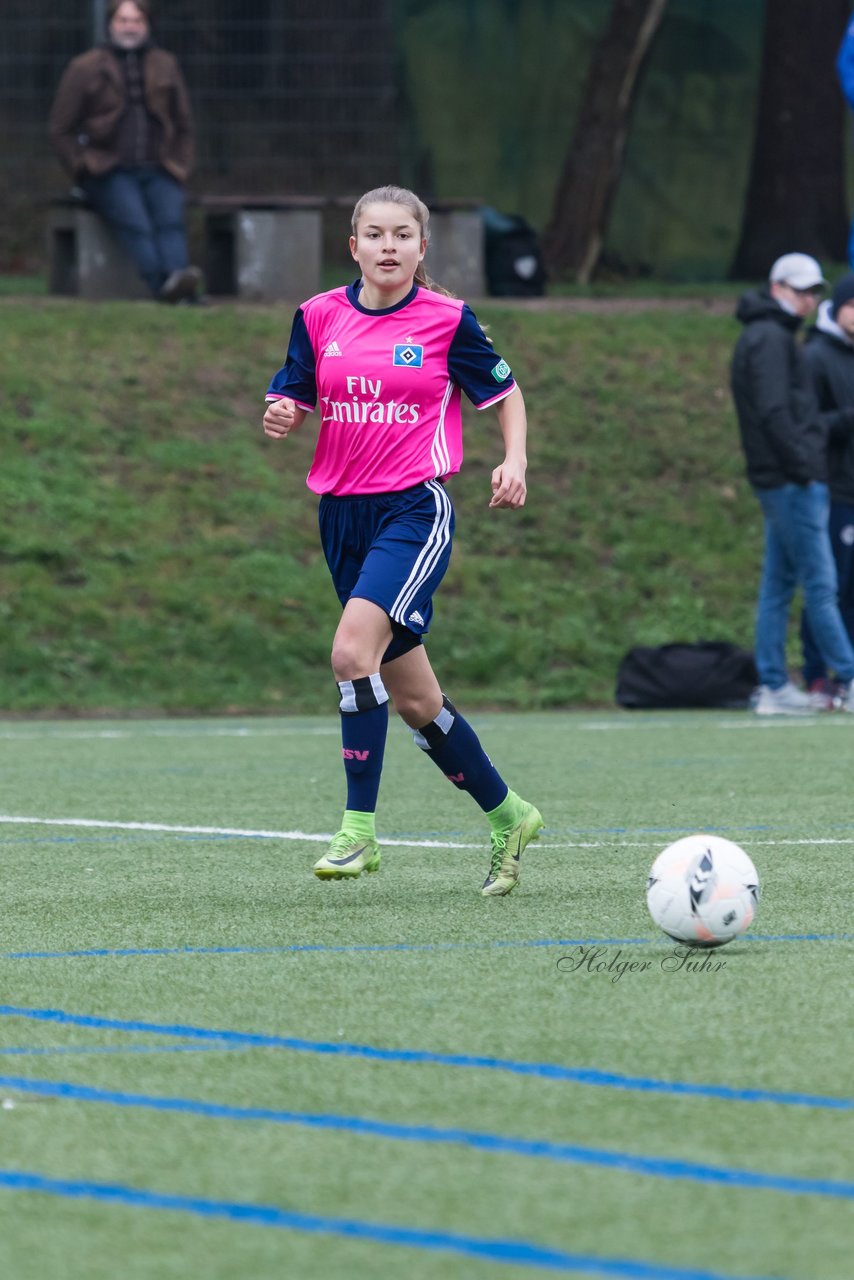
[646,834,760,948]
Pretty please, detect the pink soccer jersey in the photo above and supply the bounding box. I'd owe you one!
[266,283,516,495]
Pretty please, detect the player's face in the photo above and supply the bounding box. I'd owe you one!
[109,2,150,49]
[350,203,426,298]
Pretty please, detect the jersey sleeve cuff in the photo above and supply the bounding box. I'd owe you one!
[475,381,517,411]
[265,393,316,413]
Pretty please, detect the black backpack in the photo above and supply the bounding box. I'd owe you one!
[483,207,547,297]
[615,642,758,710]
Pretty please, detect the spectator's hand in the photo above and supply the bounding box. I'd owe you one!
[263,397,297,439]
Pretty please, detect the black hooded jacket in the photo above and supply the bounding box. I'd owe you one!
[803,303,854,505]
[730,289,829,489]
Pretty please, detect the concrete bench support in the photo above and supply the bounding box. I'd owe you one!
[47,202,149,300]
[424,204,486,297]
[203,198,323,302]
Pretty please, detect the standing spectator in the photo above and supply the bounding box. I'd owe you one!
[48,0,202,303]
[837,17,854,269]
[800,273,854,699]
[730,253,854,715]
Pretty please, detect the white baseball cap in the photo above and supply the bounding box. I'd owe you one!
[768,253,826,289]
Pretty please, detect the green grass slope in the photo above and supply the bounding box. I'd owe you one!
[0,296,759,713]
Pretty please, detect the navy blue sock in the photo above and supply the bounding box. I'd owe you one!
[338,675,388,813]
[414,696,508,812]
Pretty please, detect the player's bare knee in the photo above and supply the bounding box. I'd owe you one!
[394,689,443,727]
[330,638,356,681]
[391,691,420,724]
[331,635,374,681]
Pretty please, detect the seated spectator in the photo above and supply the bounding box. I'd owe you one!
[48,0,202,303]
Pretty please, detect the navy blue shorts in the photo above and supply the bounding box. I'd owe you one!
[319,480,455,659]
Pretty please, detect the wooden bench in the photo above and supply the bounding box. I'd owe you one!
[201,195,324,302]
[47,193,326,303]
[47,195,150,300]
[47,193,485,303]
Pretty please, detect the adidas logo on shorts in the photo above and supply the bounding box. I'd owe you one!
[408,610,425,625]
[323,341,343,357]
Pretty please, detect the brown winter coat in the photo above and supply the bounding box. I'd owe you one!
[48,44,194,183]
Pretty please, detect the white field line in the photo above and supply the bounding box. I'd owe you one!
[1,815,854,851]
[581,717,854,731]
[0,718,848,742]
[0,726,338,741]
[0,815,478,850]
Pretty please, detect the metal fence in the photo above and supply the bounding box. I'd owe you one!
[0,0,402,265]
[0,1,771,278]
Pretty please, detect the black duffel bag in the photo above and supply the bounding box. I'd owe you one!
[483,207,547,297]
[615,642,758,710]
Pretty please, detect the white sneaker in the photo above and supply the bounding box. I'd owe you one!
[753,682,818,715]
[838,681,854,714]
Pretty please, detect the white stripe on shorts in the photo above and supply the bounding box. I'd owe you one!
[389,481,453,626]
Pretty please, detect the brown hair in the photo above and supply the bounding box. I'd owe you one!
[351,185,452,295]
[108,0,151,19]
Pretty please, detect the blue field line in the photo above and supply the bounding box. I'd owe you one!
[0,932,849,962]
[0,1074,849,1200]
[0,1044,243,1059]
[0,938,648,961]
[0,1168,788,1279]
[0,1005,850,1111]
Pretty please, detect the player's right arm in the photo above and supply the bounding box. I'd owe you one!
[263,306,316,439]
[263,396,307,439]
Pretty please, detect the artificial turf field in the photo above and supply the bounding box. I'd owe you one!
[0,710,850,1280]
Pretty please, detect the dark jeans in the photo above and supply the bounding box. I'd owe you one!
[754,481,854,688]
[81,166,189,295]
[801,499,854,684]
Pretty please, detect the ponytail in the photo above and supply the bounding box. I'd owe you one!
[413,259,454,297]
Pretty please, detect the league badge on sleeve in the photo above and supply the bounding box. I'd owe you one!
[491,359,512,382]
[393,343,424,368]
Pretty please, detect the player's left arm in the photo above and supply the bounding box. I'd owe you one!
[447,304,527,509]
[489,386,528,509]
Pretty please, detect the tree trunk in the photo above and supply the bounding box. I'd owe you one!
[730,0,850,279]
[543,0,668,283]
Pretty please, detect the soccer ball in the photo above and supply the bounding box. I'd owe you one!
[646,834,760,948]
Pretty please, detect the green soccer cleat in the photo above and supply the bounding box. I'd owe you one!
[481,800,544,897]
[313,831,382,880]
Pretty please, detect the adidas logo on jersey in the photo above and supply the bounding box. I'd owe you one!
[408,610,425,625]
[323,341,343,357]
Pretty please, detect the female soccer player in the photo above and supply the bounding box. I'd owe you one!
[263,185,543,895]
